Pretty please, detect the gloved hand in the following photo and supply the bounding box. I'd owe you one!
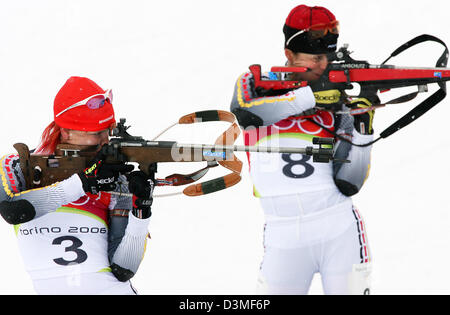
[78,152,134,195]
[350,93,380,135]
[308,73,352,112]
[127,171,154,219]
[312,88,342,112]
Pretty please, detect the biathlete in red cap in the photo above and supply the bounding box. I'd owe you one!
[230,5,378,295]
[0,77,153,294]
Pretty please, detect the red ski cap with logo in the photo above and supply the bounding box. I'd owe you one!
[53,76,115,131]
[283,5,339,54]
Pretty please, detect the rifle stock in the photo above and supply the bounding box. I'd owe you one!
[14,111,337,197]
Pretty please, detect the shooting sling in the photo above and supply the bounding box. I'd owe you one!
[154,110,243,197]
[308,34,449,147]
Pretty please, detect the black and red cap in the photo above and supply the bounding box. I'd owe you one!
[283,5,339,54]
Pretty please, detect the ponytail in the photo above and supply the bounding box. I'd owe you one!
[33,122,62,155]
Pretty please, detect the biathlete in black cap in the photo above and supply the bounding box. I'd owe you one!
[230,4,378,295]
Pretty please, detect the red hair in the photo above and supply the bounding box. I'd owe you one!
[33,121,62,155]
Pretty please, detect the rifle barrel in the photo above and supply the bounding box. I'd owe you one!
[176,143,320,155]
[117,140,333,157]
[115,137,335,164]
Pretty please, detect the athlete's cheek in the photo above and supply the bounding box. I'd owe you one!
[83,135,105,146]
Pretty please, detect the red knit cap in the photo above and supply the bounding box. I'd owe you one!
[54,76,115,131]
[285,5,336,30]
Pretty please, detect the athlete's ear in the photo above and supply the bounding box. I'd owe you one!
[285,48,295,64]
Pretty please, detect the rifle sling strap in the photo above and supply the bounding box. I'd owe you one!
[311,34,449,147]
[155,110,243,196]
[378,34,448,139]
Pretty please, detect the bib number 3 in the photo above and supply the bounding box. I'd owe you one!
[52,236,88,266]
[282,153,314,179]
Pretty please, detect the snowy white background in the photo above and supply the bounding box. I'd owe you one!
[0,0,449,295]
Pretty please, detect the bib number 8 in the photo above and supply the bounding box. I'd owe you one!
[282,153,315,179]
[52,236,88,266]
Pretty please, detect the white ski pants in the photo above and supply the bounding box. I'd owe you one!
[257,195,372,295]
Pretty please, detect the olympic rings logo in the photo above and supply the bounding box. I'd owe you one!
[69,192,103,206]
[273,111,334,135]
[69,195,90,206]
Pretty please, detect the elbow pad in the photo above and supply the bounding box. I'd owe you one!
[111,263,135,282]
[334,179,359,196]
[0,200,36,224]
[231,108,264,129]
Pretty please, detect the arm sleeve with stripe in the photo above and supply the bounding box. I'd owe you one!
[332,112,373,196]
[108,175,150,281]
[110,212,150,280]
[108,176,132,260]
[230,72,316,128]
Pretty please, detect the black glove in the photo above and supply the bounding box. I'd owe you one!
[350,92,380,135]
[308,71,353,112]
[78,153,134,195]
[128,171,154,219]
[308,79,347,112]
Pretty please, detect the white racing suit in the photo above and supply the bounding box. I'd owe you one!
[0,154,150,295]
[230,71,373,295]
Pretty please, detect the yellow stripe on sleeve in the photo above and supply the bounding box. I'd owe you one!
[236,73,296,108]
[0,154,59,198]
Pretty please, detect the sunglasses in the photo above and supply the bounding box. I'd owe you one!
[308,20,340,39]
[286,20,340,46]
[55,89,113,118]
